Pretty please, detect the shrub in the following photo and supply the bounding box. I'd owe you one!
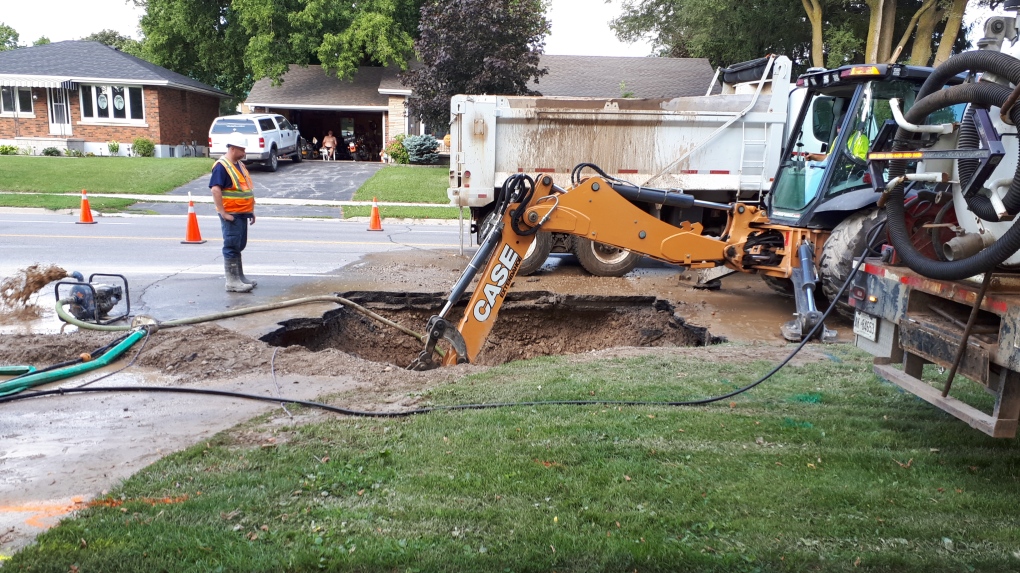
[132,137,155,157]
[107,141,120,154]
[385,134,410,164]
[18,146,32,155]
[42,147,62,156]
[403,134,439,165]
[0,144,18,155]
[66,149,85,158]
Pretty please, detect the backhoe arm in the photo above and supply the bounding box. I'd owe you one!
[409,172,774,369]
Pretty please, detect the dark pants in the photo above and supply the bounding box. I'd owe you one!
[220,213,252,259]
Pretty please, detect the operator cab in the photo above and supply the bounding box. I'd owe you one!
[767,64,962,229]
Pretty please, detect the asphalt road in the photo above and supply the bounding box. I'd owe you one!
[0,209,466,332]
[129,160,386,218]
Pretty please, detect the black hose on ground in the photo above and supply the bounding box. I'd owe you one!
[887,78,1020,280]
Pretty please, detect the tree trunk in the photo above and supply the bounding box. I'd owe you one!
[801,0,825,68]
[934,0,968,66]
[877,0,898,63]
[889,0,938,65]
[865,0,883,63]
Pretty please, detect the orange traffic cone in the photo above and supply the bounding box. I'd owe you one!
[76,189,97,224]
[181,193,206,244]
[367,196,383,231]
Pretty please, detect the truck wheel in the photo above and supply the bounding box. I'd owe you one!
[516,231,553,276]
[266,147,279,172]
[819,207,883,319]
[761,275,794,298]
[573,237,641,277]
[292,148,302,163]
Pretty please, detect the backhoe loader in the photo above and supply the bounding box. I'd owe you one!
[408,59,962,370]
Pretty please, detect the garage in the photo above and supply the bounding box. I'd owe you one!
[244,65,419,162]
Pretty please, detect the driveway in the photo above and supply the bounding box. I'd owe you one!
[129,160,385,218]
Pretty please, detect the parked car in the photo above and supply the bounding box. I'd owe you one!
[208,114,301,172]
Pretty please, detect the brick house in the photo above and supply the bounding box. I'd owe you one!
[0,41,229,157]
[244,55,716,161]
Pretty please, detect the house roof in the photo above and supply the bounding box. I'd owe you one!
[0,41,229,98]
[244,55,716,110]
[532,55,714,98]
[246,65,394,110]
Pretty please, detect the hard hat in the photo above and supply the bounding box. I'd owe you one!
[226,131,248,149]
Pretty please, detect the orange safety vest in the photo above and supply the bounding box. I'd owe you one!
[214,157,255,213]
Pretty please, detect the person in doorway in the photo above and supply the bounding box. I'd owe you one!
[321,130,337,160]
[209,132,257,293]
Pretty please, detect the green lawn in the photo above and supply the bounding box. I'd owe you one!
[352,165,450,203]
[0,193,140,212]
[9,344,1020,572]
[346,165,457,220]
[0,156,212,194]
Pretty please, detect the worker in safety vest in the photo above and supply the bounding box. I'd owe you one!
[209,131,258,293]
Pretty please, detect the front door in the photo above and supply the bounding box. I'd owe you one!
[48,88,72,136]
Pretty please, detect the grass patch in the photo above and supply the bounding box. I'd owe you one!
[343,204,460,220]
[10,344,1020,572]
[352,165,449,204]
[0,156,212,194]
[0,193,139,212]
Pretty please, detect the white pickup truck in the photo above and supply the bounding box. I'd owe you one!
[208,113,302,172]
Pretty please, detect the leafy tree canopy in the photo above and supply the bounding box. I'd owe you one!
[402,0,550,129]
[82,29,143,56]
[137,0,423,100]
[0,22,20,51]
[612,0,971,70]
[33,36,51,46]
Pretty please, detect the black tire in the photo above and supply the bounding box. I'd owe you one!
[516,231,554,276]
[292,149,302,163]
[572,237,641,277]
[266,148,279,172]
[761,275,795,298]
[819,207,883,319]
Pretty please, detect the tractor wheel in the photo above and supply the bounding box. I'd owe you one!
[516,231,554,276]
[760,275,795,298]
[819,207,884,319]
[572,237,641,277]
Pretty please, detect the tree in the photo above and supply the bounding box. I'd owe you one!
[33,37,51,46]
[82,29,143,56]
[614,0,973,71]
[402,0,551,129]
[0,22,20,51]
[137,0,423,102]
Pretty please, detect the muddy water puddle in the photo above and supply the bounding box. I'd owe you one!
[261,291,725,367]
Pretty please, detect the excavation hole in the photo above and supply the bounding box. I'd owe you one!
[261,291,724,367]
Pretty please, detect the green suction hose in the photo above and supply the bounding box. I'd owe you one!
[0,329,146,397]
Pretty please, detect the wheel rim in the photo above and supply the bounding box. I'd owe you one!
[589,242,631,264]
[270,153,278,169]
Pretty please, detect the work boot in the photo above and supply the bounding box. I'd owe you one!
[237,256,257,287]
[224,259,254,293]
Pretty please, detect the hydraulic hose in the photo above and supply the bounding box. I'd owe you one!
[887,71,1020,280]
[0,329,146,397]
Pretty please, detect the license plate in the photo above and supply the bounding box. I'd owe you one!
[853,311,878,342]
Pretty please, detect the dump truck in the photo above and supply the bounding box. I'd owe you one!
[446,55,795,276]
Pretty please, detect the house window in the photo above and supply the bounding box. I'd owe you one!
[0,87,34,116]
[79,85,144,122]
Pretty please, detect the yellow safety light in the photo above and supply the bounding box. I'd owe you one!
[848,66,881,76]
[868,151,924,160]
